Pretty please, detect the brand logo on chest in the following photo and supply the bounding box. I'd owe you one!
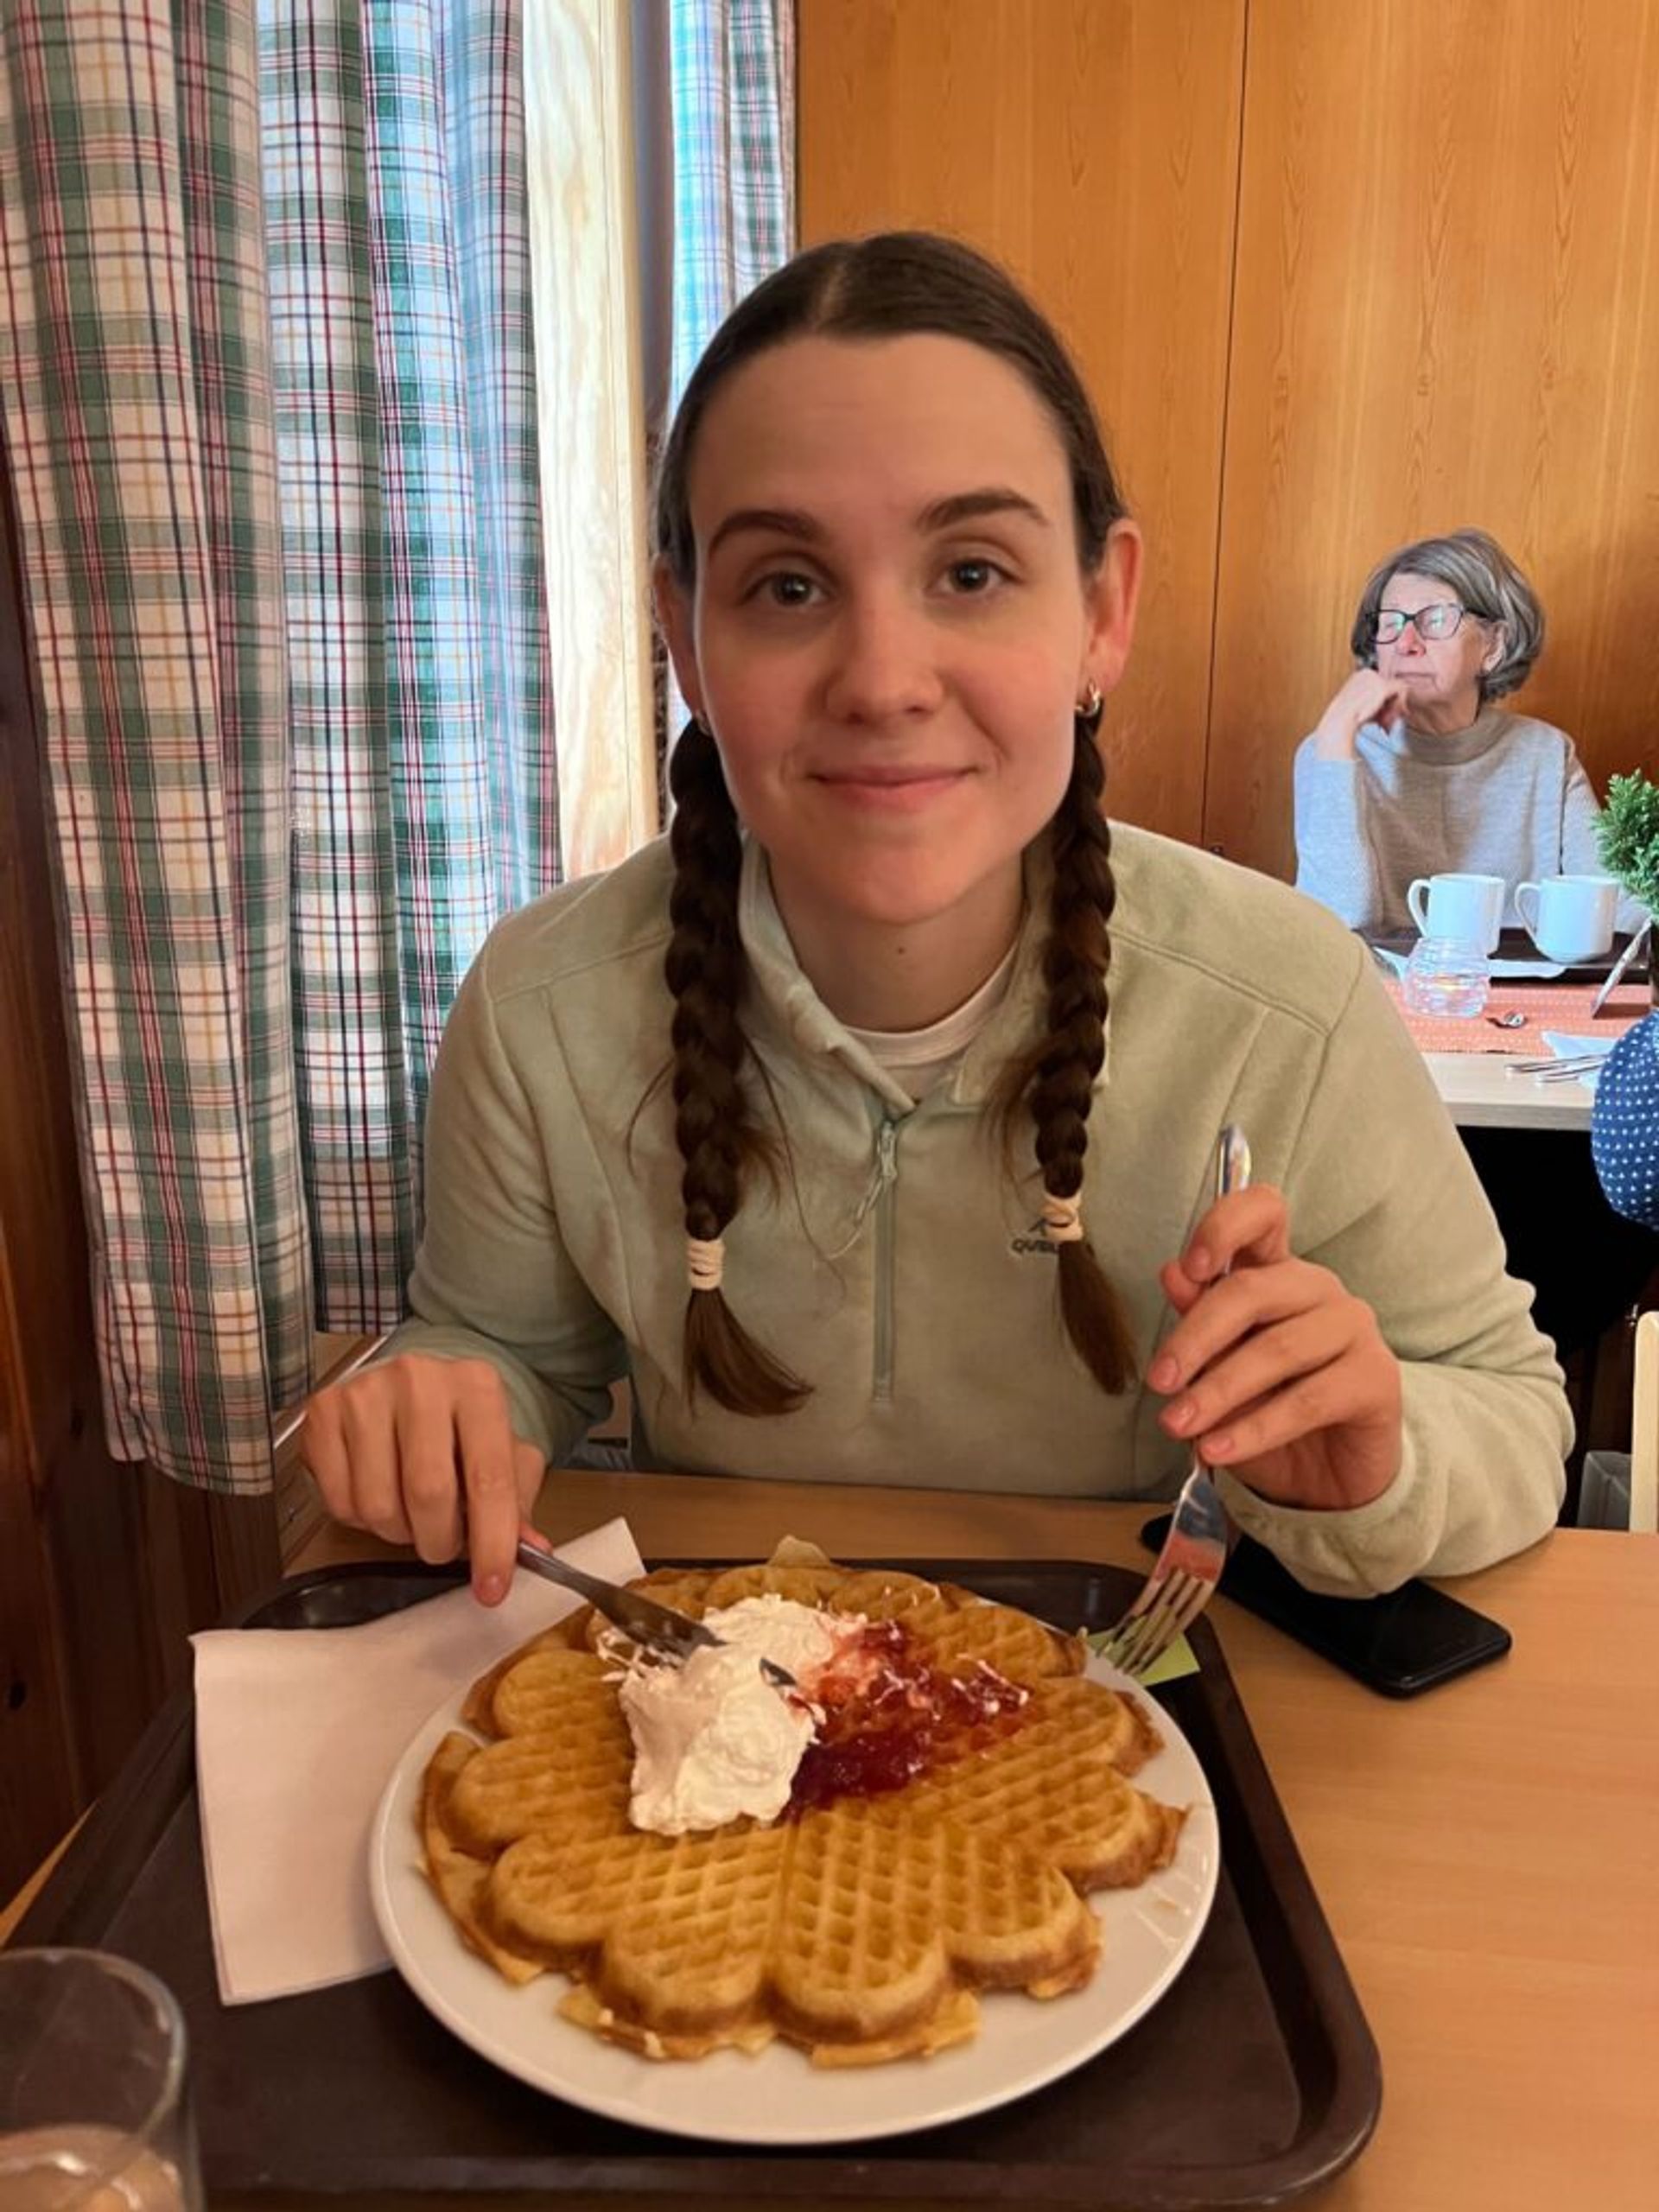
[1008,1216,1062,1258]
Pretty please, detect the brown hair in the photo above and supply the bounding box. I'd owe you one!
[655,232,1137,1414]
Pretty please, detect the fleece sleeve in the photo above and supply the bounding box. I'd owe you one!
[375,938,625,1462]
[1292,736,1384,930]
[1217,950,1571,1592]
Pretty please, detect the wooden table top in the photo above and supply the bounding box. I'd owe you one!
[1423,1046,1598,1128]
[276,1473,1659,2212]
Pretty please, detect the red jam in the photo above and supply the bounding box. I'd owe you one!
[786,1619,1031,1815]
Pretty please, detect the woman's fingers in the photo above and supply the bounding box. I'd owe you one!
[1176,1185,1293,1288]
[305,1370,412,1544]
[452,1366,539,1603]
[299,1355,543,1605]
[392,1369,469,1567]
[1158,1288,1371,1452]
[1152,1255,1401,1478]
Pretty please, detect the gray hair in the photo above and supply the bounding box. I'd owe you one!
[1350,527,1544,702]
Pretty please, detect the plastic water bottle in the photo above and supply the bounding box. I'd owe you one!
[1402,936,1491,1019]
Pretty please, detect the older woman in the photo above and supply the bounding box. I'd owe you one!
[1294,528,1611,932]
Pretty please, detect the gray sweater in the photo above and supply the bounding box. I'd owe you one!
[1293,709,1612,932]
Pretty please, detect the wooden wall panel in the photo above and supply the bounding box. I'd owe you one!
[1209,0,1659,878]
[798,0,1246,845]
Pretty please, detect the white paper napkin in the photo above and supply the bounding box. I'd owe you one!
[191,1516,645,2005]
[1543,1030,1617,1074]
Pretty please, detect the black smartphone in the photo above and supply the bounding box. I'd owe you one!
[1140,1514,1511,1697]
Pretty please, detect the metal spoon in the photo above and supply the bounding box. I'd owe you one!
[1486,1011,1528,1029]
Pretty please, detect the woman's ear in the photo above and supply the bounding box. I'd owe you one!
[1083,519,1143,701]
[652,558,705,721]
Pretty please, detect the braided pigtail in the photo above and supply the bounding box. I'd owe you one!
[1022,711,1139,1394]
[664,720,810,1414]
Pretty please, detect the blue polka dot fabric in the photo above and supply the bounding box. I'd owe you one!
[1591,1011,1659,1230]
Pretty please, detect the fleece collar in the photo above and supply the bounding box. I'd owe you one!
[734,837,1113,1114]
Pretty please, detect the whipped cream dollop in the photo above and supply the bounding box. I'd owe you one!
[618,1595,861,1836]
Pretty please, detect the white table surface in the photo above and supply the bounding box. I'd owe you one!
[1424,1050,1597,1129]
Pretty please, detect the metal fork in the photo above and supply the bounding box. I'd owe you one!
[1504,1052,1608,1080]
[1091,1125,1250,1679]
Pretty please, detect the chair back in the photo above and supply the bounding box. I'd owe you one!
[1633,1311,1659,1535]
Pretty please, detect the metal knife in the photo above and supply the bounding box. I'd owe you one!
[513,1541,796,1687]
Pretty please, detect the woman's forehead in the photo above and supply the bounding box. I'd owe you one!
[686,333,1071,521]
[1382,569,1459,607]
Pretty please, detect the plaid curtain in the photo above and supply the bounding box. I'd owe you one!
[0,0,553,1491]
[667,0,796,411]
[264,0,557,1328]
[0,1,313,1484]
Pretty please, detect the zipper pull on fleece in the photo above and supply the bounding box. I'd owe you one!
[846,1114,902,1236]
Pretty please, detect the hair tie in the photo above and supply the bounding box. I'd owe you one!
[1040,1192,1085,1243]
[686,1235,726,1291]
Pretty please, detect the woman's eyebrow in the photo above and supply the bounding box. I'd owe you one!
[706,507,821,559]
[706,486,1052,560]
[918,487,1051,532]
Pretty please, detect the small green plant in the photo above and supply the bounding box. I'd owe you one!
[1597,772,1659,914]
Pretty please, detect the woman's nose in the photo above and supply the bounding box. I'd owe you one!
[823,597,944,721]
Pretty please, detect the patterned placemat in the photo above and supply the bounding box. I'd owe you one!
[1387,980,1652,1054]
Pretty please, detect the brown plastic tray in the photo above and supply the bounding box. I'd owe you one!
[15,1559,1380,2207]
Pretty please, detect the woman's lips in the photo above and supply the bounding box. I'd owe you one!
[810,768,969,812]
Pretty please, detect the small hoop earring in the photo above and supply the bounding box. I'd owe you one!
[1077,681,1103,719]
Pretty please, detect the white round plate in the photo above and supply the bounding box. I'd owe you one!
[368,1655,1218,2146]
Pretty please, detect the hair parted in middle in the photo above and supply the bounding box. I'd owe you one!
[1350,526,1545,703]
[652,230,1138,1418]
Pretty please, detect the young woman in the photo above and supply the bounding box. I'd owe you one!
[303,234,1568,1604]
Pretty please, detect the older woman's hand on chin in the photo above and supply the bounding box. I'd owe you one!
[1310,666,1408,760]
[1150,1185,1403,1512]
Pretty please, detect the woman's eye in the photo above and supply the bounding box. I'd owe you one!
[759,571,817,607]
[945,558,1004,594]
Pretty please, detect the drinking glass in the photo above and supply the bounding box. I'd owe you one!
[1402,936,1491,1018]
[0,1949,202,2212]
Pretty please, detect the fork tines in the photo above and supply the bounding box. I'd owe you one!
[1093,1568,1215,1679]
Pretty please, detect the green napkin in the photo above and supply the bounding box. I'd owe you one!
[1084,1630,1198,1688]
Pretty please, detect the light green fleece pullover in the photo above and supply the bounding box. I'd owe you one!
[387,825,1569,1596]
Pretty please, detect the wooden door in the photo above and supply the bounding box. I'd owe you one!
[1207,0,1659,877]
[798,0,1247,845]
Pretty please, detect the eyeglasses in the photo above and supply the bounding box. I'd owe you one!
[1374,601,1471,645]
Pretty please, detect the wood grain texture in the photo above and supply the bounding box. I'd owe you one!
[524,0,658,876]
[798,0,1246,844]
[1210,0,1659,877]
[0,451,80,1897]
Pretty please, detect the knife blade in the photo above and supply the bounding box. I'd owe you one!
[513,1541,796,1687]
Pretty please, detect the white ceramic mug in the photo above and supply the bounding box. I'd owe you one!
[1405,873,1506,955]
[1514,874,1618,963]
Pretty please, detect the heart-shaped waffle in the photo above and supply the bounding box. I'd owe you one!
[421,1561,1186,2064]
